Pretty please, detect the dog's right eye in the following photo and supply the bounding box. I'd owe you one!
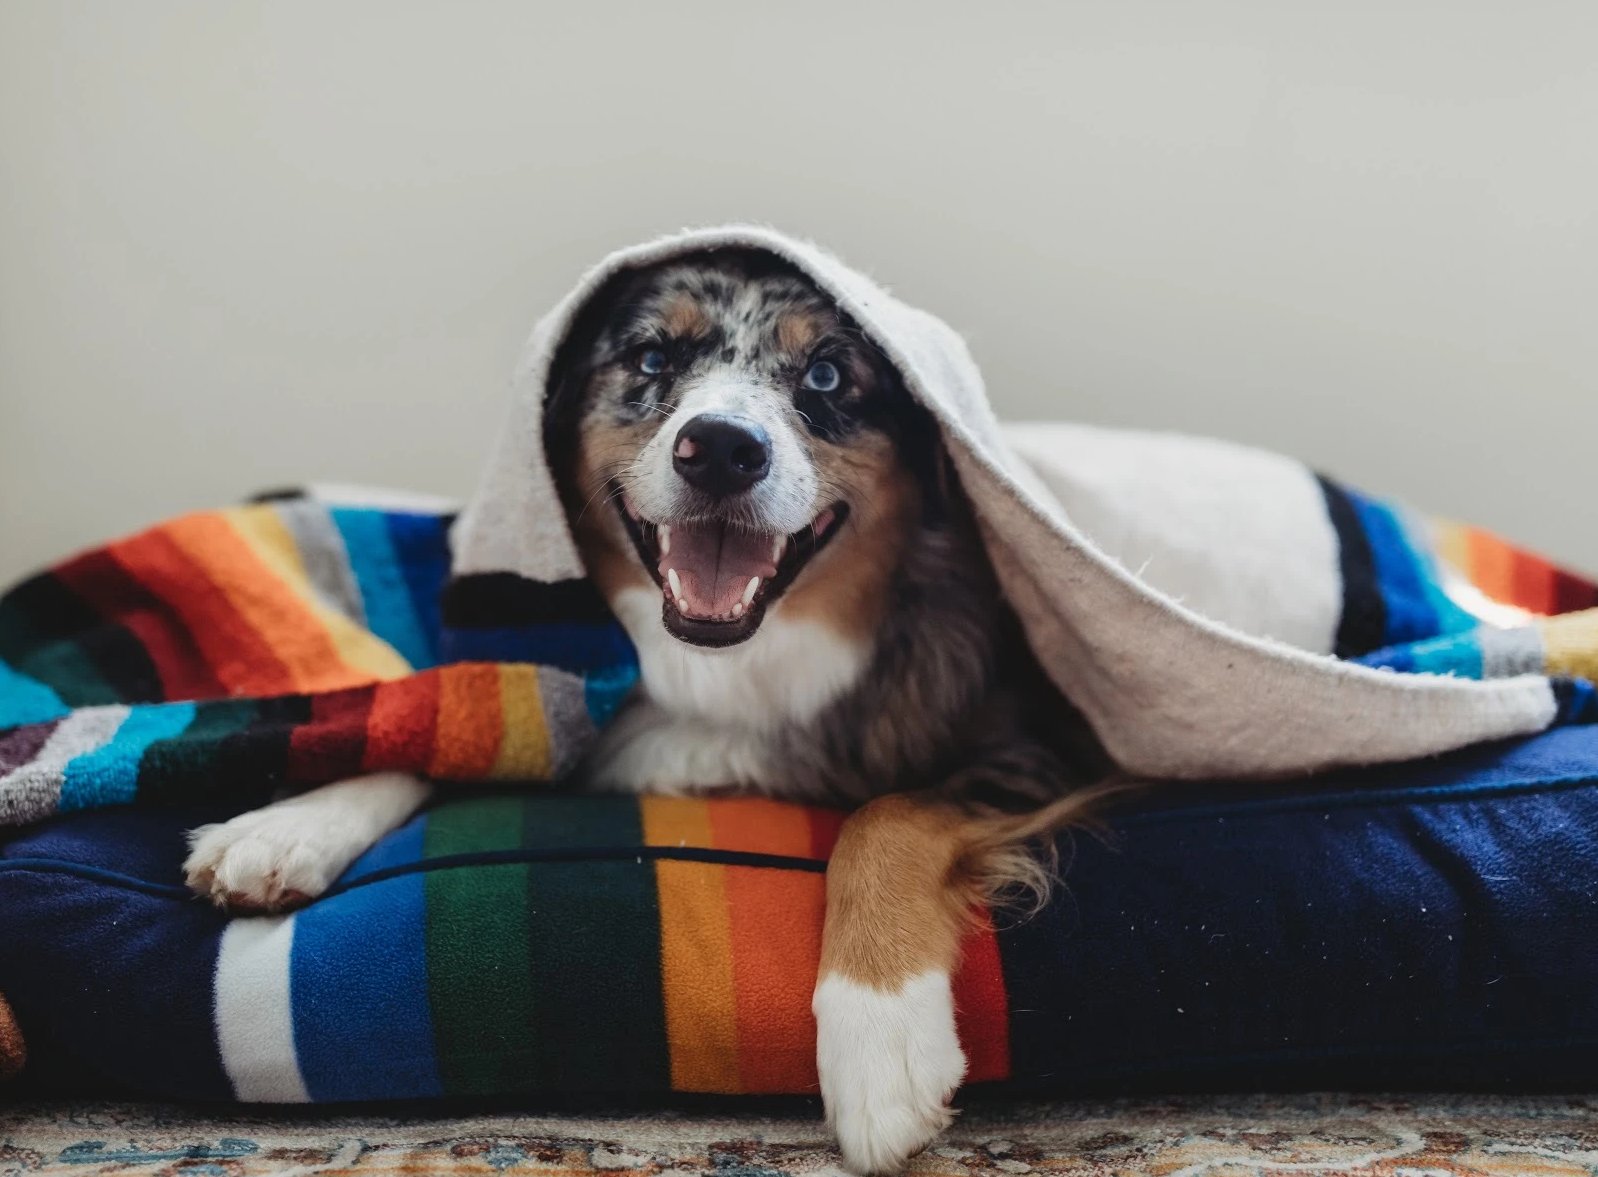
[635,348,669,376]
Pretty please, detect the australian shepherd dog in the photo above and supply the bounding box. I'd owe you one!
[185,250,1110,1174]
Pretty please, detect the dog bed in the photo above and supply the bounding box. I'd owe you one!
[5,725,1598,1100]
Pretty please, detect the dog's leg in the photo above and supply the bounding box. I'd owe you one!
[813,793,977,1175]
[184,771,432,914]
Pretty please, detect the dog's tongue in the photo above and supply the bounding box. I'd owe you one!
[660,522,779,619]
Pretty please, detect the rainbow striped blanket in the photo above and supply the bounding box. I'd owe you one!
[0,495,636,826]
[2,483,1596,828]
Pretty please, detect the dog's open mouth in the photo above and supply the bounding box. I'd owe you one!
[615,490,849,648]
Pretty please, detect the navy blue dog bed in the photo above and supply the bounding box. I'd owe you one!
[3,725,1596,1101]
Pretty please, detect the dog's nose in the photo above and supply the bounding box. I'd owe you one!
[672,414,771,497]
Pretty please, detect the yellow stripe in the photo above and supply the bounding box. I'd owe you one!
[224,506,412,682]
[490,663,551,778]
[641,796,742,1092]
[1430,517,1472,582]
[1539,609,1598,681]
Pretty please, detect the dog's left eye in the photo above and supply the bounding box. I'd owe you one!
[636,348,669,376]
[802,359,842,393]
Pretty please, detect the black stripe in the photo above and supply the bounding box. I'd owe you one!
[441,572,613,626]
[1316,474,1386,658]
[0,572,159,705]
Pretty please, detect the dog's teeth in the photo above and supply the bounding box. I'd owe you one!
[667,568,682,599]
[732,602,744,619]
[742,577,761,608]
[771,536,784,563]
[658,524,671,555]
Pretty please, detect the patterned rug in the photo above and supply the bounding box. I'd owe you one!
[5,1094,1598,1176]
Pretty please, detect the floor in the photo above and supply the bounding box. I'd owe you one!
[5,1093,1598,1176]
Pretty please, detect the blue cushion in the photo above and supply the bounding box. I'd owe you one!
[3,728,1597,1099]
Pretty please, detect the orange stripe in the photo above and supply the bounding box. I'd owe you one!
[953,910,1011,1083]
[107,524,297,695]
[707,797,817,856]
[362,671,440,774]
[640,797,741,1092]
[162,512,373,693]
[707,799,827,1093]
[427,664,504,779]
[1464,527,1520,609]
[723,864,826,1093]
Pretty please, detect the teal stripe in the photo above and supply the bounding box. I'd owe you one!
[59,702,197,810]
[1356,632,1485,679]
[0,659,70,728]
[329,509,432,669]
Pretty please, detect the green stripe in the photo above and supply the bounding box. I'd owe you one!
[521,796,669,1090]
[0,579,121,706]
[135,699,258,805]
[423,796,537,1095]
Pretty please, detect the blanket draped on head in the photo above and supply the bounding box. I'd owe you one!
[3,225,1598,825]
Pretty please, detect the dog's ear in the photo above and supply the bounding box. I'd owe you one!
[889,378,956,528]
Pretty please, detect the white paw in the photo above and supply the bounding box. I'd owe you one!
[814,970,967,1175]
[184,806,350,914]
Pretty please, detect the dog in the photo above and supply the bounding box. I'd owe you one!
[184,249,1109,1174]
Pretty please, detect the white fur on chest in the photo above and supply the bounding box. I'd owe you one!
[586,585,869,796]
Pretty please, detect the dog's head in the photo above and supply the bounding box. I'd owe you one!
[551,250,941,653]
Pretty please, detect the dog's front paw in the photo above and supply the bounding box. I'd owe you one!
[814,970,966,1175]
[184,808,344,914]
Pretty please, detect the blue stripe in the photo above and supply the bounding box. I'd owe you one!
[1390,504,1480,635]
[330,509,434,670]
[585,663,640,726]
[59,703,196,810]
[384,513,451,668]
[1348,493,1446,645]
[1554,678,1598,725]
[0,659,70,728]
[291,815,441,1100]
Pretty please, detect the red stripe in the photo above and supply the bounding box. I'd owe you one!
[288,683,377,783]
[952,910,1012,1083]
[52,548,225,701]
[106,527,296,696]
[361,670,441,774]
[1510,550,1560,616]
[806,806,847,860]
[1554,568,1598,616]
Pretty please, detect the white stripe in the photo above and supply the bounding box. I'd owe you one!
[0,705,129,823]
[1002,424,1344,653]
[214,916,310,1102]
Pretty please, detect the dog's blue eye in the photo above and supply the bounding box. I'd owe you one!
[803,359,841,393]
[637,348,668,376]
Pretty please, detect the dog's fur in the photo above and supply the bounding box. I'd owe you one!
[184,251,1110,1174]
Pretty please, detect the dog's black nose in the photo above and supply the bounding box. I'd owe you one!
[672,414,771,497]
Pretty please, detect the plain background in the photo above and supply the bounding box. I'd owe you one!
[3,1,1595,585]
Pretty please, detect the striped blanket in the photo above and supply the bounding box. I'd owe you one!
[2,485,1595,828]
[0,496,636,827]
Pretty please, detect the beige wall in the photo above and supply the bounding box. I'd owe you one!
[3,1,1595,585]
